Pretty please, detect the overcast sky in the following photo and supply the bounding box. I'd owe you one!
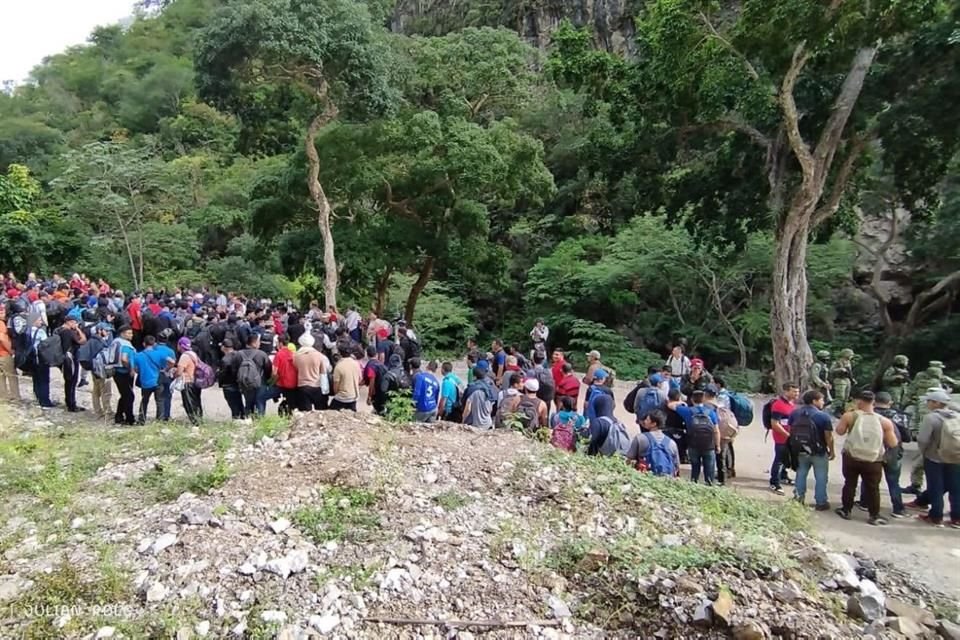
[0,0,134,84]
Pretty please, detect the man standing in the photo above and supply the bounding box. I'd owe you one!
[331,347,361,411]
[789,389,835,511]
[676,390,720,484]
[583,350,603,387]
[665,344,691,378]
[550,349,566,388]
[294,333,330,411]
[86,323,114,419]
[555,362,580,412]
[0,305,20,401]
[491,339,507,386]
[134,335,176,423]
[463,367,497,430]
[363,345,388,415]
[808,350,833,406]
[411,358,440,422]
[345,306,362,344]
[768,383,800,495]
[113,326,138,425]
[915,389,960,528]
[858,392,908,518]
[882,355,911,410]
[438,361,464,421]
[57,315,87,412]
[218,338,244,420]
[238,334,272,417]
[835,390,898,525]
[529,319,549,362]
[829,348,856,416]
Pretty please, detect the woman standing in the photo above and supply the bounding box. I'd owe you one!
[176,337,204,424]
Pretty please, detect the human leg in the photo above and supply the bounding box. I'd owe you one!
[0,355,21,401]
[138,387,156,424]
[689,448,702,483]
[840,453,860,515]
[793,454,812,503]
[925,458,946,522]
[702,449,717,485]
[223,388,244,419]
[811,454,830,508]
[884,451,904,514]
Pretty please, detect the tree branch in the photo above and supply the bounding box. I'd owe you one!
[698,11,760,82]
[780,43,815,184]
[811,134,868,228]
[906,270,960,327]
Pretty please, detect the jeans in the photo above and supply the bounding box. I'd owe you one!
[138,386,158,424]
[841,453,883,518]
[859,448,904,514]
[924,458,960,522]
[769,443,789,487]
[32,363,52,406]
[414,410,437,423]
[242,388,259,417]
[329,398,357,412]
[114,372,136,425]
[794,453,830,506]
[158,375,173,420]
[0,354,20,401]
[223,387,245,419]
[181,386,203,425]
[688,448,717,485]
[62,354,79,410]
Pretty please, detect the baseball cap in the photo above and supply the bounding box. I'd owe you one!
[922,389,953,404]
[524,378,540,392]
[704,384,719,396]
[594,368,609,380]
[691,358,704,368]
[475,359,490,372]
[586,350,601,360]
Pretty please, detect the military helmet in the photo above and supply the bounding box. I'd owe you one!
[893,354,908,366]
[929,360,945,369]
[839,348,854,358]
[816,350,831,360]
[927,367,943,379]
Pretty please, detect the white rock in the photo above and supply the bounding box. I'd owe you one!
[287,549,308,574]
[237,563,256,576]
[136,538,153,554]
[310,614,341,634]
[269,518,292,534]
[151,533,178,555]
[54,614,72,628]
[422,471,438,484]
[661,534,682,547]
[231,620,247,636]
[95,626,115,639]
[70,517,86,530]
[146,582,168,603]
[322,584,342,609]
[195,620,211,637]
[260,610,287,623]
[324,540,338,552]
[548,595,572,619]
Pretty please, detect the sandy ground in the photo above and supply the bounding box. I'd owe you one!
[15,364,960,598]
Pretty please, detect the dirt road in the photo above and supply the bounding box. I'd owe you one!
[26,366,960,597]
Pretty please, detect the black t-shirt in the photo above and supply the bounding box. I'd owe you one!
[664,405,686,433]
[58,327,83,356]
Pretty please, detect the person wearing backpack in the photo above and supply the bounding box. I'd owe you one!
[175,337,204,425]
[463,366,497,429]
[527,352,556,411]
[112,326,138,425]
[0,305,20,401]
[788,389,835,511]
[835,390,899,525]
[705,385,738,485]
[677,390,721,484]
[587,394,630,457]
[584,369,614,420]
[495,374,525,429]
[767,383,799,495]
[550,396,589,451]
[56,315,87,412]
[627,410,681,476]
[363,345,389,415]
[438,361,464,422]
[634,373,666,426]
[85,323,115,419]
[517,379,548,432]
[25,312,55,408]
[855,392,909,518]
[914,389,960,528]
[238,333,272,417]
[133,335,176,424]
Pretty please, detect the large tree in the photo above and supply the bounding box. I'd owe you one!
[195,0,395,309]
[553,0,959,385]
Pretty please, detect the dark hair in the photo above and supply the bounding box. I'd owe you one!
[645,409,666,429]
[668,388,681,402]
[247,333,260,347]
[118,325,132,333]
[472,366,486,379]
[143,335,157,346]
[560,396,575,411]
[802,389,823,405]
[427,360,438,372]
[533,352,545,365]
[339,347,353,358]
[366,345,377,358]
[691,390,705,403]
[442,362,453,374]
[409,357,422,370]
[510,373,523,387]
[857,389,875,402]
[648,366,660,376]
[713,376,725,388]
[661,366,672,373]
[562,362,573,374]
[782,382,799,391]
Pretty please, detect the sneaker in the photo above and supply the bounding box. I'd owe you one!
[78,379,88,388]
[66,406,87,413]
[856,503,869,512]
[815,503,831,512]
[782,477,794,486]
[905,500,928,511]
[770,485,785,496]
[901,485,919,496]
[950,520,960,530]
[868,517,888,526]
[918,514,944,528]
[890,511,907,519]
[835,508,851,520]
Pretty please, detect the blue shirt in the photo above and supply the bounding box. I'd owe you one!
[440,373,463,415]
[788,405,834,450]
[135,346,175,388]
[115,339,136,375]
[676,404,719,429]
[412,371,440,413]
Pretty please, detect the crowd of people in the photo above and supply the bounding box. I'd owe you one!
[0,272,958,529]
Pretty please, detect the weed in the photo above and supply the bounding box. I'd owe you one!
[250,415,290,444]
[384,389,414,424]
[315,562,379,589]
[137,454,231,502]
[432,490,473,511]
[292,486,380,543]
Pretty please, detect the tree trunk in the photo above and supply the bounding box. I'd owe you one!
[137,222,145,290]
[304,83,340,310]
[374,267,392,317]
[117,216,138,290]
[404,256,435,328]
[770,211,813,389]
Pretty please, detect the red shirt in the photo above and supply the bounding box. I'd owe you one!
[551,360,566,386]
[273,348,298,389]
[770,397,796,445]
[127,300,143,330]
[556,374,581,400]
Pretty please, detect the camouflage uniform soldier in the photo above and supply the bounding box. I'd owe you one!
[928,361,957,389]
[808,350,833,404]
[829,348,855,416]
[882,354,911,410]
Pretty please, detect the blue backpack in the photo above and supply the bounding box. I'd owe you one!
[635,387,662,419]
[643,432,677,476]
[728,392,754,426]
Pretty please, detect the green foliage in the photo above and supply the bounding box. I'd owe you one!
[292,486,380,542]
[384,389,415,424]
[137,454,232,502]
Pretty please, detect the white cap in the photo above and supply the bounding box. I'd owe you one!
[524,378,540,392]
[298,333,315,348]
[922,389,952,404]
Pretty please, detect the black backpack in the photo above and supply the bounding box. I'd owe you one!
[516,396,542,432]
[688,410,716,452]
[788,410,823,456]
[761,399,775,434]
[38,333,65,367]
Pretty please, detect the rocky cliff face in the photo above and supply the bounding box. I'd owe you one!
[390,0,639,56]
[853,208,914,306]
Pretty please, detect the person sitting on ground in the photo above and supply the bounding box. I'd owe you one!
[586,393,630,457]
[788,389,835,511]
[550,396,588,439]
[626,410,680,476]
[495,373,525,428]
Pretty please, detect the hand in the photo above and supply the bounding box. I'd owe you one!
[828,451,835,461]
